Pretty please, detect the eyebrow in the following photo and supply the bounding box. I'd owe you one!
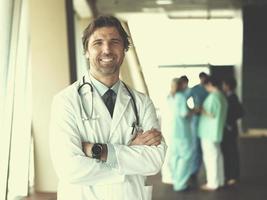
[91,39,102,44]
[91,38,122,44]
[111,38,122,41]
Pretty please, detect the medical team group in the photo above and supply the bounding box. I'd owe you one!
[167,72,244,191]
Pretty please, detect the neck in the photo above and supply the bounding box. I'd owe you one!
[89,71,119,87]
[211,87,219,92]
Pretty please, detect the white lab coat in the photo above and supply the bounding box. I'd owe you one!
[49,75,167,200]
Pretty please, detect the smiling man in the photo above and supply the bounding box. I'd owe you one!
[86,26,124,77]
[49,15,167,200]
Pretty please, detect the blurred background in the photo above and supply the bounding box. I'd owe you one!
[1,0,267,199]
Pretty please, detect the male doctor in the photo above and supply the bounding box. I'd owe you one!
[49,15,167,200]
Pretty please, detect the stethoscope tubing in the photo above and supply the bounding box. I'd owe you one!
[77,76,140,129]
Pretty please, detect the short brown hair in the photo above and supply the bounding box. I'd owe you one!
[82,15,131,53]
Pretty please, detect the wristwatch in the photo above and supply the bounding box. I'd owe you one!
[91,143,103,160]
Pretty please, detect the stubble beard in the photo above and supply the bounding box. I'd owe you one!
[89,54,124,78]
[97,63,120,77]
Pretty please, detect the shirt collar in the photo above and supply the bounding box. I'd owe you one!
[89,73,120,96]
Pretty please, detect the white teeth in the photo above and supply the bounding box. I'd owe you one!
[101,58,113,62]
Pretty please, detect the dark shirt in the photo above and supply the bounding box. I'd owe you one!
[225,93,244,132]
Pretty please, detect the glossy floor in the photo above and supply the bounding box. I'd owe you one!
[25,137,267,200]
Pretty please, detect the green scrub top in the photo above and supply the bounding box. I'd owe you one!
[198,91,228,142]
[168,92,191,139]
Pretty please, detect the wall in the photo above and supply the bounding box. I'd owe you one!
[30,0,69,191]
[243,5,267,130]
[75,17,91,80]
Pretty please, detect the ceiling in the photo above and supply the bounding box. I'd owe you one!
[74,0,267,18]
[95,0,241,14]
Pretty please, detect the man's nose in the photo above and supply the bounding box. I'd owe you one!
[102,43,111,54]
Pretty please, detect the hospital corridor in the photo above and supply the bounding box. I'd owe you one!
[1,0,267,200]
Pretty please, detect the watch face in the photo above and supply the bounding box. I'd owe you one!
[92,144,102,159]
[93,145,102,154]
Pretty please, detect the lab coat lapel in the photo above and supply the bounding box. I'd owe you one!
[110,82,131,136]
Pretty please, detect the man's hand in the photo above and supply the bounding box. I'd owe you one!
[82,142,93,157]
[130,129,162,146]
[192,107,201,115]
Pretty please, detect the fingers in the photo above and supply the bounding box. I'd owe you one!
[144,135,162,146]
[149,140,161,146]
[130,129,162,146]
[142,129,161,139]
[129,128,162,146]
[129,133,145,146]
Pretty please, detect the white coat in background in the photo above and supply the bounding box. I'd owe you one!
[49,75,167,200]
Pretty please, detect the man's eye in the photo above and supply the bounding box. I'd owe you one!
[111,40,121,45]
[93,41,102,46]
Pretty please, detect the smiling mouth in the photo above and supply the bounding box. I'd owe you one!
[100,57,114,63]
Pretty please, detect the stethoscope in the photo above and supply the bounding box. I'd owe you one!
[78,76,141,135]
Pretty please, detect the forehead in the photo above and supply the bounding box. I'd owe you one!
[89,26,122,42]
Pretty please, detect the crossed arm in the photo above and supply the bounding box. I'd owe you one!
[50,94,166,186]
[82,128,163,161]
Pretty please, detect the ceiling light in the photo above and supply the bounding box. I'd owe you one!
[156,0,173,5]
[142,7,165,12]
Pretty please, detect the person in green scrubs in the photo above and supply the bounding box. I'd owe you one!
[168,78,193,191]
[198,76,228,191]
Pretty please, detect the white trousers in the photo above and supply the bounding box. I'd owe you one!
[201,139,225,189]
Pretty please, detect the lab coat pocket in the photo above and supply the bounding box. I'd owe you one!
[143,185,153,200]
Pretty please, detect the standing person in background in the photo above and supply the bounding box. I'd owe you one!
[188,72,209,184]
[168,78,193,191]
[180,75,191,99]
[222,77,244,186]
[198,76,228,191]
